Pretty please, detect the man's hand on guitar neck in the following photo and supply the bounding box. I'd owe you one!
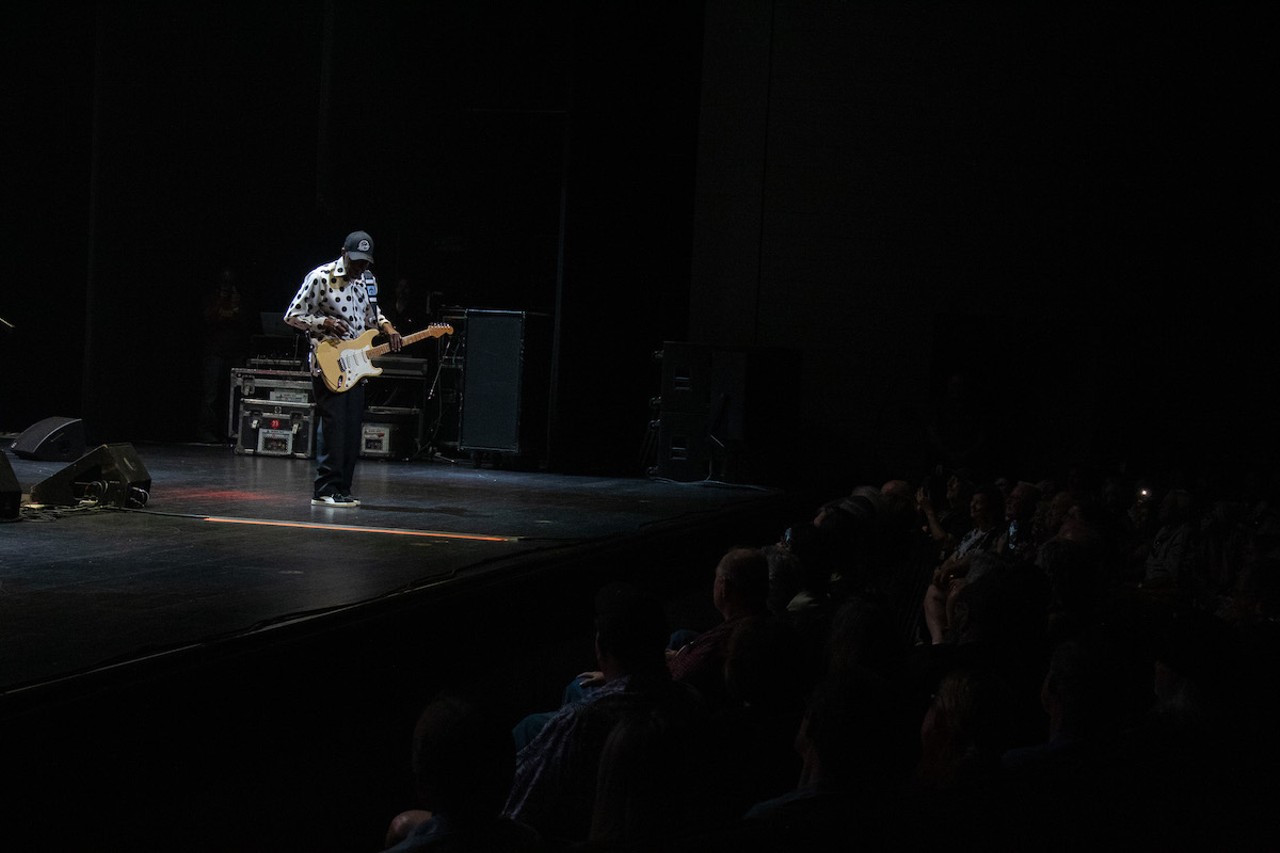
[381,321,403,352]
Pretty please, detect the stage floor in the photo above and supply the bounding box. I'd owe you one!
[0,441,797,700]
[1,441,820,852]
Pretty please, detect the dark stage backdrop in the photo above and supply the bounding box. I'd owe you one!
[8,2,1278,487]
[6,2,701,479]
[689,0,1280,486]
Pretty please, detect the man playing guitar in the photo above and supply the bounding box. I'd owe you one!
[284,230,402,508]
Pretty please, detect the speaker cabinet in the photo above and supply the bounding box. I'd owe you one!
[458,309,550,459]
[11,416,87,462]
[1,451,20,520]
[652,343,798,485]
[30,443,152,508]
[659,341,713,415]
[654,411,714,483]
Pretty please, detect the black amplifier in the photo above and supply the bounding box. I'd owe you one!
[235,400,316,459]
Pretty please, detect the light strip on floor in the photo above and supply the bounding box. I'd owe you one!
[202,516,515,541]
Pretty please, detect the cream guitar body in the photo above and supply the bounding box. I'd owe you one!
[314,323,454,393]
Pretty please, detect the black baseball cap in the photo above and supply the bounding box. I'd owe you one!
[343,231,375,264]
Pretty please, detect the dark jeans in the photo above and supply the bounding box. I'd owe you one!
[312,376,365,498]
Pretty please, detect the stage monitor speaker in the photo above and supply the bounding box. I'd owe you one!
[653,411,713,482]
[11,416,87,462]
[1,451,20,520]
[651,344,799,485]
[458,309,550,457]
[30,443,152,508]
[658,341,713,415]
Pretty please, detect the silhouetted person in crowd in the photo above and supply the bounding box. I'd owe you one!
[921,485,1006,645]
[581,686,716,851]
[997,480,1043,564]
[666,546,772,712]
[910,550,1051,753]
[1142,487,1197,591]
[763,523,839,683]
[503,581,702,847]
[739,664,909,850]
[698,613,811,826]
[383,687,543,852]
[917,470,977,564]
[1036,535,1109,643]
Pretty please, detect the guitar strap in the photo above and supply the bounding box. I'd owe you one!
[361,270,380,308]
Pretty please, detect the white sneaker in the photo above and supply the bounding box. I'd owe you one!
[311,494,359,508]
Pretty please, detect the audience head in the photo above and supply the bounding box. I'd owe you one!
[778,521,838,600]
[409,687,516,824]
[764,543,804,615]
[798,665,903,792]
[1156,487,1195,527]
[589,700,709,847]
[880,478,917,522]
[917,666,1017,789]
[1041,629,1132,739]
[714,546,770,619]
[946,472,977,511]
[1042,490,1076,539]
[594,581,671,680]
[1005,480,1043,524]
[969,484,1006,531]
[824,593,905,679]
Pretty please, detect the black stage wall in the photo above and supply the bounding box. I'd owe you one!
[8,2,1278,488]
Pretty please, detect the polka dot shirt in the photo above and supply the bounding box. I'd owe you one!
[284,257,389,375]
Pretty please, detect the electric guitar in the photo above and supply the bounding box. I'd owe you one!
[314,323,454,393]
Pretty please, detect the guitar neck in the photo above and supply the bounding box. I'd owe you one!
[366,326,450,359]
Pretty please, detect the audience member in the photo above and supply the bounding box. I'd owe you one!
[579,684,715,852]
[763,523,839,683]
[503,581,700,847]
[920,484,1006,644]
[666,546,772,712]
[997,628,1146,848]
[1119,478,1163,581]
[373,453,1277,851]
[912,550,1051,752]
[824,590,909,681]
[1110,606,1258,849]
[917,470,976,563]
[996,479,1043,564]
[696,613,810,831]
[702,665,910,852]
[382,687,543,852]
[1141,487,1197,591]
[1036,536,1109,643]
[941,484,1006,566]
[905,665,1019,846]
[1037,488,1076,543]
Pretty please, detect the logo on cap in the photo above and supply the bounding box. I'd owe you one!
[344,230,375,263]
